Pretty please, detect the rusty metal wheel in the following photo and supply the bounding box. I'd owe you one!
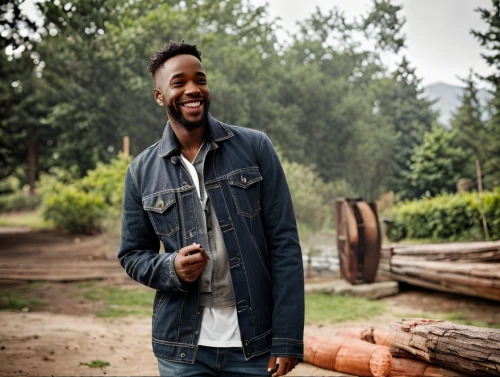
[335,199,359,284]
[357,201,381,283]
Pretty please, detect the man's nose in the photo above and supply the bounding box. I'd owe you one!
[185,81,201,95]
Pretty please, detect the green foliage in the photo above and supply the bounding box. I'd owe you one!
[39,153,131,234]
[0,191,41,212]
[1,0,438,203]
[405,126,468,198]
[450,70,488,180]
[282,157,354,232]
[0,176,41,212]
[390,189,500,241]
[305,293,385,324]
[472,1,500,187]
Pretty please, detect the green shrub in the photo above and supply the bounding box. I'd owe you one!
[281,158,354,233]
[390,189,500,241]
[0,191,41,212]
[39,153,131,234]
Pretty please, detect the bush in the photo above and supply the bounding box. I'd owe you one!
[0,176,41,212]
[389,189,500,241]
[0,191,41,212]
[281,158,354,234]
[39,153,131,234]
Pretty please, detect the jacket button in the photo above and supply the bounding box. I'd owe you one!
[195,330,199,334]
[180,352,186,358]
[156,200,164,209]
[244,340,249,346]
[241,175,247,184]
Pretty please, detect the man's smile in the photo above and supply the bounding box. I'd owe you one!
[180,100,203,113]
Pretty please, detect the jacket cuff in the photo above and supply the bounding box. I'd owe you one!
[271,338,304,360]
[168,251,187,292]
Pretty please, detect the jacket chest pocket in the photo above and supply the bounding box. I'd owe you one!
[143,191,179,237]
[228,168,263,218]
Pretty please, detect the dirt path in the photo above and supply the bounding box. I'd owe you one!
[1,230,499,376]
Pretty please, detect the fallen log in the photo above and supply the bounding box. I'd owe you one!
[387,241,500,262]
[304,335,392,377]
[391,319,500,376]
[389,358,470,377]
[389,270,500,301]
[335,327,393,347]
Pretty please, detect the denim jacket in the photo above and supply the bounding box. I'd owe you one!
[118,114,304,363]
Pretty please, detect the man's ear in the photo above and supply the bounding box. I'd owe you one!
[154,88,163,106]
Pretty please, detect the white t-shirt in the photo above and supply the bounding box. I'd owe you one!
[180,152,242,348]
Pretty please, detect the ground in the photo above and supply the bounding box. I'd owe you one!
[0,229,499,376]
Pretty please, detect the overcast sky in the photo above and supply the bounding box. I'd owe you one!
[250,0,493,87]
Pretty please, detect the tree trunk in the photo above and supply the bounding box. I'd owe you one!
[391,319,500,376]
[27,138,37,195]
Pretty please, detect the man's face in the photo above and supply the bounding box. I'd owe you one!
[154,54,210,130]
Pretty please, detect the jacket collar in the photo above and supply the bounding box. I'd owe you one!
[159,113,234,158]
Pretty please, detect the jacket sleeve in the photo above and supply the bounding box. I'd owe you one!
[258,133,305,359]
[117,165,188,293]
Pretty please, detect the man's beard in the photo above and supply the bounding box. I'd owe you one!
[167,99,211,131]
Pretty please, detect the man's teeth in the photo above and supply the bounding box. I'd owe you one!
[183,102,201,108]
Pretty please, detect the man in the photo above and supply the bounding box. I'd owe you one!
[118,40,304,377]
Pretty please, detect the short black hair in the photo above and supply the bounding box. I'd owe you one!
[148,40,202,79]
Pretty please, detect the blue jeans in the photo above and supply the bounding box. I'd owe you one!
[157,346,271,376]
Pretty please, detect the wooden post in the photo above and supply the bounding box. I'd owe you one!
[476,159,490,240]
[123,136,130,156]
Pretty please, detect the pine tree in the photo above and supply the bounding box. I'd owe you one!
[471,0,500,187]
[450,70,487,179]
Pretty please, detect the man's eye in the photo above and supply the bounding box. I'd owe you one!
[172,82,184,87]
[197,80,207,85]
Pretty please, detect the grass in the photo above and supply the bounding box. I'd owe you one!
[0,210,52,229]
[398,311,500,329]
[305,293,386,324]
[73,286,155,318]
[0,291,45,311]
[80,360,110,368]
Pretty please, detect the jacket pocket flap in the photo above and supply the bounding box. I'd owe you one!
[143,192,176,214]
[228,169,263,189]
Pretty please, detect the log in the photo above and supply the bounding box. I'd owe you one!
[335,327,393,347]
[389,270,500,301]
[391,319,500,376]
[389,358,470,377]
[304,335,392,377]
[388,241,500,262]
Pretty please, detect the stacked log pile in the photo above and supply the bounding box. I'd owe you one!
[304,320,500,376]
[378,241,500,301]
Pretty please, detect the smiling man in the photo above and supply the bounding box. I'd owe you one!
[118,40,304,377]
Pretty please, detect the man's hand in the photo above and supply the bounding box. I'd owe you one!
[267,356,299,377]
[174,243,208,283]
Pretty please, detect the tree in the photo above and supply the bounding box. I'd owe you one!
[471,0,500,187]
[450,70,487,179]
[406,126,468,198]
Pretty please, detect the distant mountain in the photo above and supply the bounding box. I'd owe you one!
[423,82,492,127]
